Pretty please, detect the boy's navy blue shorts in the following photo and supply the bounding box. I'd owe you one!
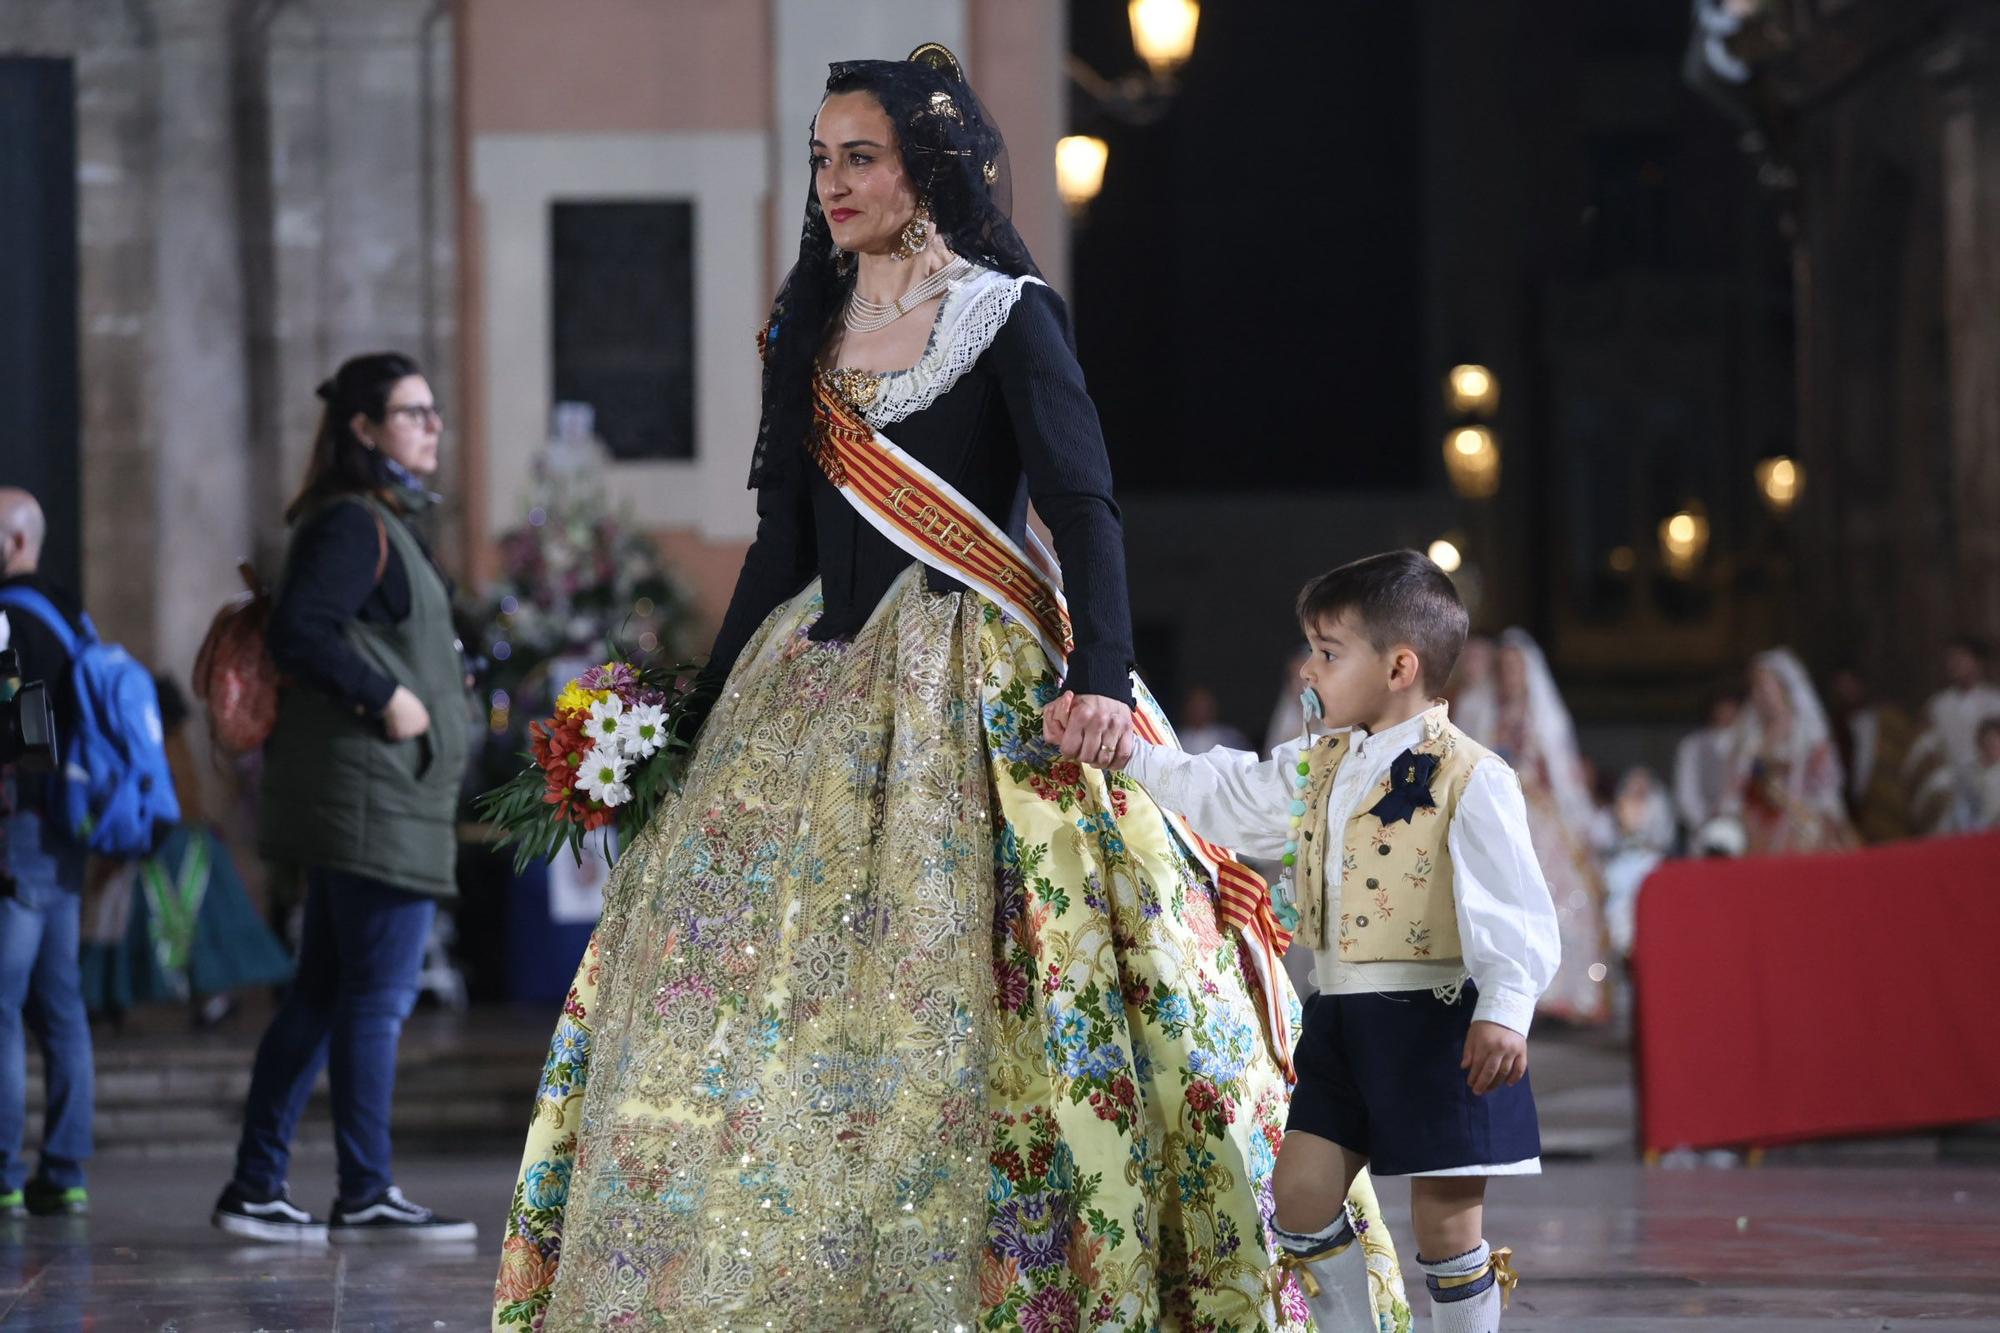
[1285,982,1541,1176]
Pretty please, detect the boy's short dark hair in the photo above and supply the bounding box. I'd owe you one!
[1950,635,1991,662]
[1295,550,1470,693]
[1978,716,2000,744]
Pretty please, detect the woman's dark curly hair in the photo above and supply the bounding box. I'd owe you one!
[285,350,423,522]
[745,44,1041,487]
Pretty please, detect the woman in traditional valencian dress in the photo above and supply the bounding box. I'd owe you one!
[1724,648,1858,857]
[493,46,1410,1333]
[1490,631,1613,1026]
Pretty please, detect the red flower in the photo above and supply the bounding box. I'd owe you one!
[541,786,588,826]
[1111,1075,1137,1107]
[1109,788,1129,818]
[1028,1142,1054,1180]
[993,960,1030,1014]
[530,717,586,776]
[1186,1080,1219,1113]
[994,1148,1027,1184]
[1088,1090,1120,1122]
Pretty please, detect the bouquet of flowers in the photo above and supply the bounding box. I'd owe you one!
[475,654,704,873]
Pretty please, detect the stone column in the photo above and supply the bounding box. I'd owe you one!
[151,0,252,684]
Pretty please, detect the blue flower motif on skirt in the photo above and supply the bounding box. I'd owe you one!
[551,1020,590,1064]
[1046,1003,1089,1069]
[523,1159,571,1211]
[1075,810,1126,859]
[1249,1126,1277,1182]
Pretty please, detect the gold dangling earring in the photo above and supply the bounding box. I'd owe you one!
[889,204,932,262]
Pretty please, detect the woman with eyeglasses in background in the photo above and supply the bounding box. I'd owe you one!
[211,351,475,1245]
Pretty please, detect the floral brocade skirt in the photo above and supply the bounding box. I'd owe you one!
[494,568,1411,1332]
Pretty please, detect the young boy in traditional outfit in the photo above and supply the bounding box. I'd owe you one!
[1074,550,1561,1331]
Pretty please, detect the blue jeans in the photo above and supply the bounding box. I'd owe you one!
[232,869,435,1204]
[0,808,93,1193]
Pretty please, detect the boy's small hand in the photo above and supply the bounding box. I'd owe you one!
[1461,1020,1527,1095]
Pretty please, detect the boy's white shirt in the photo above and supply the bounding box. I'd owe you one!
[1124,707,1561,1038]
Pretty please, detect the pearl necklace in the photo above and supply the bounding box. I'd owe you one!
[843,257,971,334]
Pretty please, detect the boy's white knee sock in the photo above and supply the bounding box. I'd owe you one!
[1419,1240,1516,1333]
[1273,1205,1372,1331]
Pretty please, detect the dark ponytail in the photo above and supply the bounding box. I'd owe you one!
[284,350,423,523]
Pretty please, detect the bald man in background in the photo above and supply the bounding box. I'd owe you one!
[0,488,95,1218]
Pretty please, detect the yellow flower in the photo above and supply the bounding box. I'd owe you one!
[555,680,608,719]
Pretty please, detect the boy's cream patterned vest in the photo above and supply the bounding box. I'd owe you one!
[1295,705,1497,962]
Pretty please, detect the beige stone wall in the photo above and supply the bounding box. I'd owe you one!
[3,0,457,678]
[4,0,454,829]
[462,0,771,134]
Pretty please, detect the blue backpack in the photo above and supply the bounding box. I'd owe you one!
[0,586,180,856]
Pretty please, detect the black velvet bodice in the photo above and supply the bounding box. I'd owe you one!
[699,278,1135,712]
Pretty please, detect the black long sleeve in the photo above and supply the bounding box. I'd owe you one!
[695,430,819,700]
[267,500,406,715]
[985,283,1137,705]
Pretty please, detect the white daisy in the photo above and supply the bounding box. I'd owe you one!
[575,747,633,807]
[584,695,627,755]
[618,702,669,759]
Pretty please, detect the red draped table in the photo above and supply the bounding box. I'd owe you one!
[1633,831,2000,1153]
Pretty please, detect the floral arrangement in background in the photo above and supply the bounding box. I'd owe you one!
[457,404,698,798]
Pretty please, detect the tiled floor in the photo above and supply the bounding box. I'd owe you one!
[0,1155,505,1331]
[4,1027,1998,1330]
[8,1155,1997,1330]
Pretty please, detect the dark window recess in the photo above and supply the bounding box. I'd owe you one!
[0,58,81,595]
[551,200,696,460]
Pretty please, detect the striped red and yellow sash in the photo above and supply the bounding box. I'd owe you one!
[1128,707,1295,957]
[812,378,1296,1076]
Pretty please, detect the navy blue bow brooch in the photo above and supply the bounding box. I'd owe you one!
[1367,749,1440,826]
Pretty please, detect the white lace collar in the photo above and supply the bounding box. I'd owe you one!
[859,266,1042,428]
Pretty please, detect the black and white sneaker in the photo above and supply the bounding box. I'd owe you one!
[211,1182,328,1243]
[327,1185,478,1243]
